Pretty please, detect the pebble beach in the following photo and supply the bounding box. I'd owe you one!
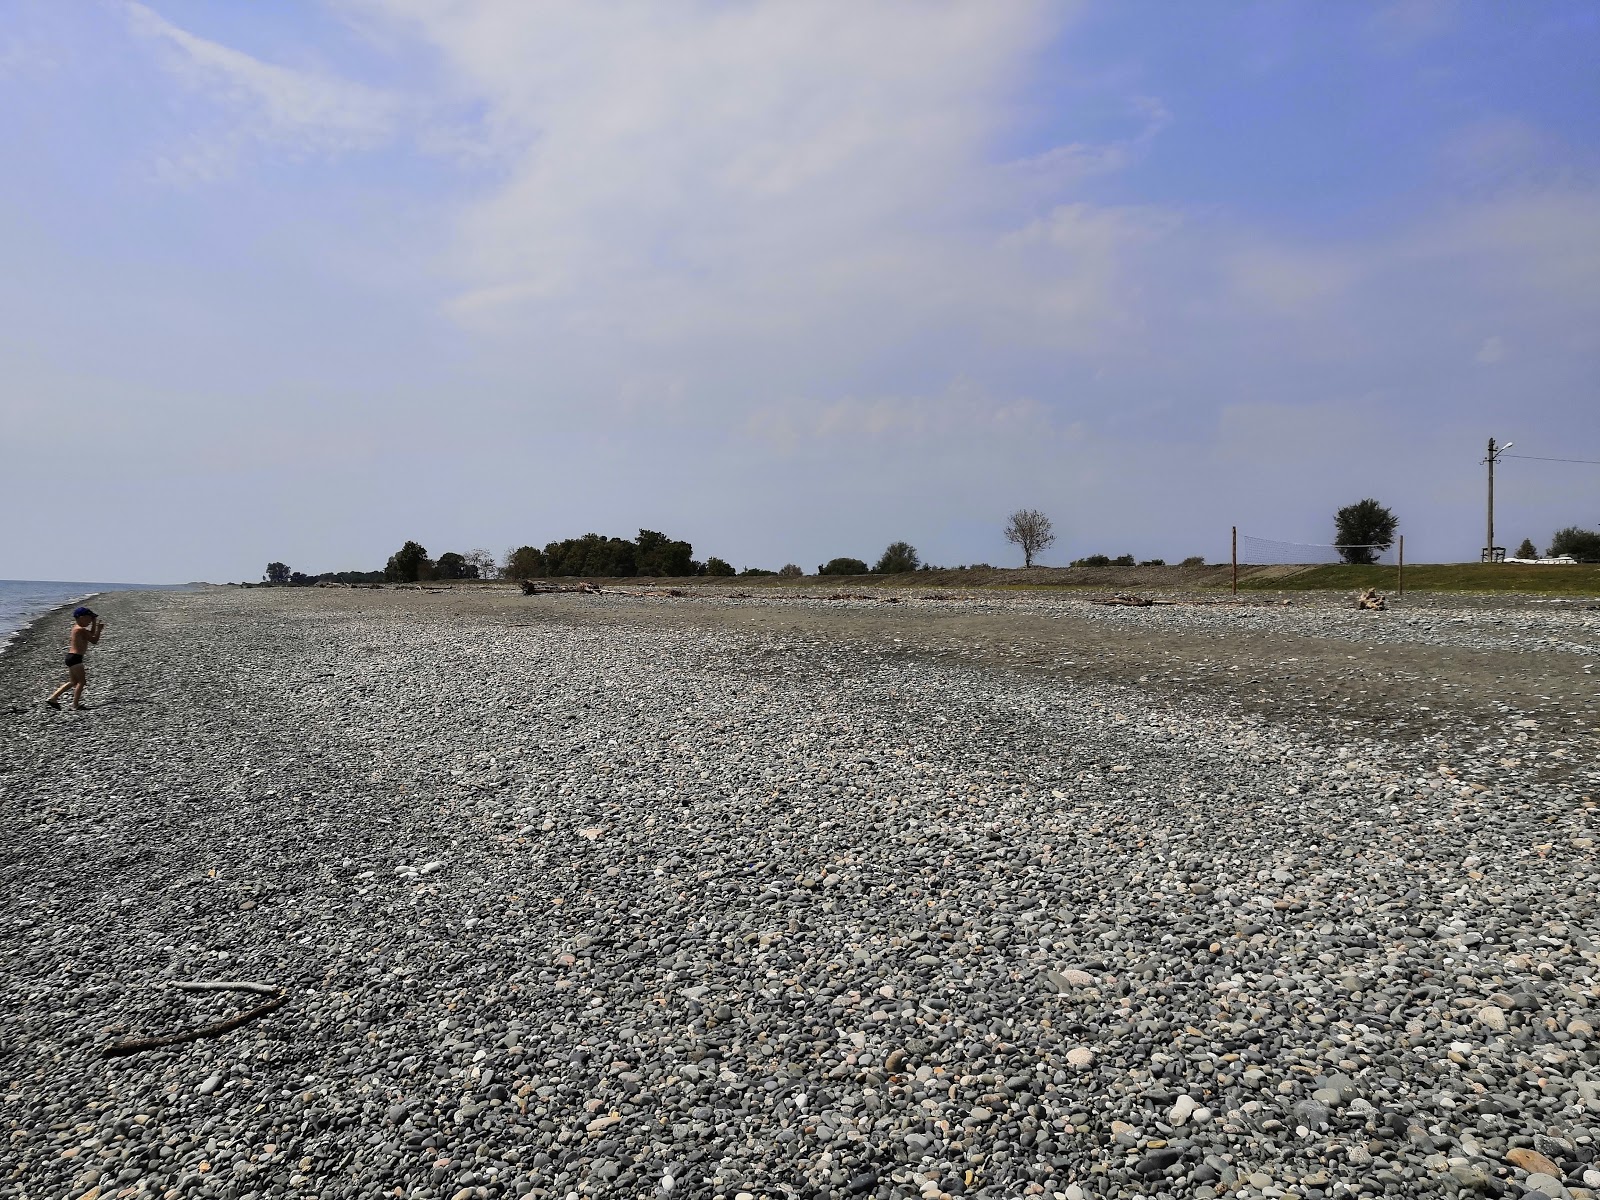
[2,584,1598,1200]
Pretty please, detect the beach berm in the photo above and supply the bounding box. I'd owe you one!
[1,584,1596,1199]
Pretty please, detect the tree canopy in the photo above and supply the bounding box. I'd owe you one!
[873,541,920,573]
[1548,527,1600,561]
[264,561,290,585]
[818,557,869,575]
[384,540,432,582]
[1003,509,1056,568]
[1333,499,1398,565]
[434,551,478,580]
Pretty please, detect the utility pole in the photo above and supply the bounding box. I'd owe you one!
[1482,437,1512,562]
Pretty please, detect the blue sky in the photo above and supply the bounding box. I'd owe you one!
[3,0,1596,581]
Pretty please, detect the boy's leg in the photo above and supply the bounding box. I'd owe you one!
[70,665,87,709]
[45,679,70,707]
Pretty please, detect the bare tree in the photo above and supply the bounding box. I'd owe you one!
[464,548,498,578]
[1004,509,1056,568]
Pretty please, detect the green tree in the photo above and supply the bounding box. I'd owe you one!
[1548,527,1600,561]
[434,552,477,580]
[544,533,637,577]
[635,529,695,577]
[503,545,548,578]
[873,541,920,573]
[384,540,432,583]
[778,563,803,577]
[1515,538,1538,559]
[818,557,869,575]
[1333,499,1398,565]
[264,562,290,585]
[705,557,735,577]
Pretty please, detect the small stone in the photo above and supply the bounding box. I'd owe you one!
[196,1074,222,1096]
[1168,1095,1198,1125]
[1065,1046,1094,1068]
[1450,1163,1491,1191]
[884,1048,906,1073]
[1524,1174,1566,1197]
[1478,1005,1507,1032]
[1508,1148,1563,1177]
[1137,1147,1181,1178]
[1292,1099,1330,1129]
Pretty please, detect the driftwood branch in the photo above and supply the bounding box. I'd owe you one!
[104,992,289,1058]
[170,980,279,996]
[521,580,604,596]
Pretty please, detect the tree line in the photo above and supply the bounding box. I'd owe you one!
[260,505,1600,584]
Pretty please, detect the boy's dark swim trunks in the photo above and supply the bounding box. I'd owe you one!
[64,653,83,667]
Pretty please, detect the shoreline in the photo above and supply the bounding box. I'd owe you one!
[0,588,104,658]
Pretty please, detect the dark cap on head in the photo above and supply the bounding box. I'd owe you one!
[73,607,94,618]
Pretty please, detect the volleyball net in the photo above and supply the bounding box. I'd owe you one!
[1235,532,1399,566]
[1229,527,1406,596]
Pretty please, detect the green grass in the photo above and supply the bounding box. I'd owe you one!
[1236,562,1600,595]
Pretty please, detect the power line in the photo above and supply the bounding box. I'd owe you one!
[1502,453,1600,465]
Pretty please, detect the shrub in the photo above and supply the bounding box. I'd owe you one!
[1180,555,1205,567]
[873,541,920,573]
[1072,554,1111,567]
[1140,558,1166,567]
[1112,554,1135,566]
[778,563,803,577]
[739,567,777,577]
[705,557,736,577]
[819,557,869,575]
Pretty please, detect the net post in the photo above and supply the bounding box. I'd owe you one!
[1231,526,1237,595]
[1398,534,1404,598]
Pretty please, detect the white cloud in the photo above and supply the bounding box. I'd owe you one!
[347,0,1178,367]
[123,1,399,175]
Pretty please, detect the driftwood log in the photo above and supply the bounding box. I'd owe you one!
[521,580,604,596]
[104,991,289,1058]
[170,980,280,996]
[1354,587,1388,611]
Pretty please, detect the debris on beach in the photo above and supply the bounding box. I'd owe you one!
[1354,586,1388,610]
[520,580,604,596]
[103,983,290,1058]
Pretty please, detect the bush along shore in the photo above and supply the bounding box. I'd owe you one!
[1,585,1597,1200]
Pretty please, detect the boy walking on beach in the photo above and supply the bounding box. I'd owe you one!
[45,607,105,711]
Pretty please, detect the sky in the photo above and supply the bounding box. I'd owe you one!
[3,0,1597,582]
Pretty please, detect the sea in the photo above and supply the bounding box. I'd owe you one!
[0,579,186,648]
